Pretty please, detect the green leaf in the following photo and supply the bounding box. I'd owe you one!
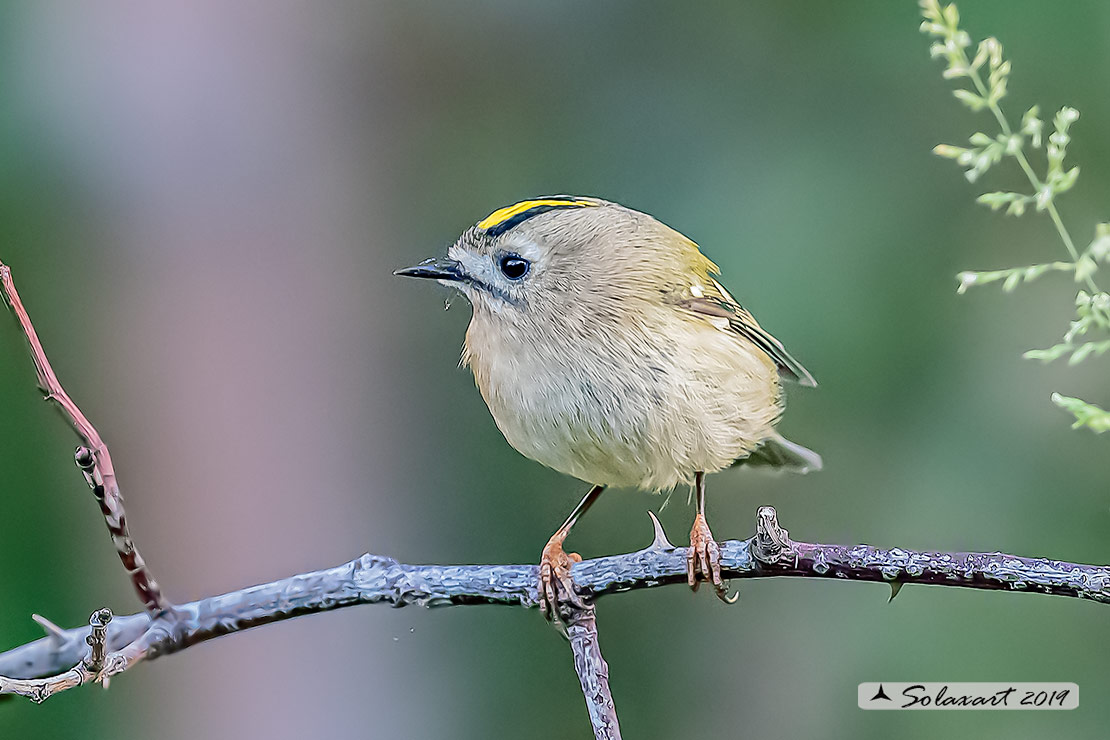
[987,58,1010,104]
[955,262,1074,294]
[1023,344,1072,363]
[1068,340,1110,365]
[1021,105,1043,148]
[976,191,1030,213]
[1053,166,1080,194]
[1089,225,1110,262]
[942,3,960,29]
[969,42,988,72]
[933,144,969,159]
[919,0,943,21]
[1034,186,1053,211]
[1054,106,1080,130]
[1047,107,1081,181]
[1052,393,1110,433]
[981,37,1002,67]
[953,89,986,111]
[1074,254,1098,284]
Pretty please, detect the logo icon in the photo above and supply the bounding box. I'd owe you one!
[870,684,892,702]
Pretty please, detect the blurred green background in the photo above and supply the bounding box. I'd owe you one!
[1,1,1109,738]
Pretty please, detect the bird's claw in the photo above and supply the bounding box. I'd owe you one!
[688,511,731,601]
[538,534,585,623]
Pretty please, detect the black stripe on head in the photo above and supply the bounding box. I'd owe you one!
[477,197,598,238]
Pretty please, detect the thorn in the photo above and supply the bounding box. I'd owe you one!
[646,511,675,550]
[32,614,67,647]
[888,581,904,603]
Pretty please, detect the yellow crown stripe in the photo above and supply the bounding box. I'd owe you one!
[477,198,596,230]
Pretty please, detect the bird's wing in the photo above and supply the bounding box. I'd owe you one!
[675,279,817,387]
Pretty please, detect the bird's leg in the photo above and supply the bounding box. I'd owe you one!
[539,484,605,622]
[687,471,726,597]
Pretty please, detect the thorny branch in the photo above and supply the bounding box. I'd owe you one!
[3,262,1110,738]
[1,512,1109,702]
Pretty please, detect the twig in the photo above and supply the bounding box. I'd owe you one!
[2,509,1108,695]
[0,608,136,703]
[960,35,1099,294]
[84,608,113,674]
[566,607,621,740]
[0,261,168,614]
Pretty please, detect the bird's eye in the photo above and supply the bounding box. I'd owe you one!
[498,254,531,280]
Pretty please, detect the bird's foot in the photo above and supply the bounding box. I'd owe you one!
[687,511,732,602]
[538,532,586,622]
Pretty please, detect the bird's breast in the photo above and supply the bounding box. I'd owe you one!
[464,310,782,491]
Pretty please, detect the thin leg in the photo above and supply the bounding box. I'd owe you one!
[696,470,707,517]
[687,471,725,596]
[558,483,605,537]
[539,484,605,622]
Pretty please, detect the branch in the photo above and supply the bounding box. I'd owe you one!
[566,608,620,740]
[2,506,1108,694]
[0,263,167,613]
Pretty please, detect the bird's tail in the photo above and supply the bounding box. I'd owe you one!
[734,433,822,474]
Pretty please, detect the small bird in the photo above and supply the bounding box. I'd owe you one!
[396,196,819,619]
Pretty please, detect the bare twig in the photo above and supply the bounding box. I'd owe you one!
[0,608,136,703]
[84,608,113,674]
[2,511,1108,696]
[566,607,621,740]
[0,261,167,613]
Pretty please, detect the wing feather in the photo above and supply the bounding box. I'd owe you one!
[676,279,816,387]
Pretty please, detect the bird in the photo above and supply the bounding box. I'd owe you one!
[396,196,819,620]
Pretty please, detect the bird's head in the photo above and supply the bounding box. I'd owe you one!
[395,196,717,333]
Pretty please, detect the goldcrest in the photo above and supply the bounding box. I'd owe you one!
[397,196,819,618]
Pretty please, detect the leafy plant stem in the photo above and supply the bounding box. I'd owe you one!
[960,45,1097,292]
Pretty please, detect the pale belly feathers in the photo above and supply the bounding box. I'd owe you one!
[464,308,782,491]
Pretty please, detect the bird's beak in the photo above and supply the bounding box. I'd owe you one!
[393,257,465,282]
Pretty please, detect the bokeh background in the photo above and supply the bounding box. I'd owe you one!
[1,1,1109,738]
